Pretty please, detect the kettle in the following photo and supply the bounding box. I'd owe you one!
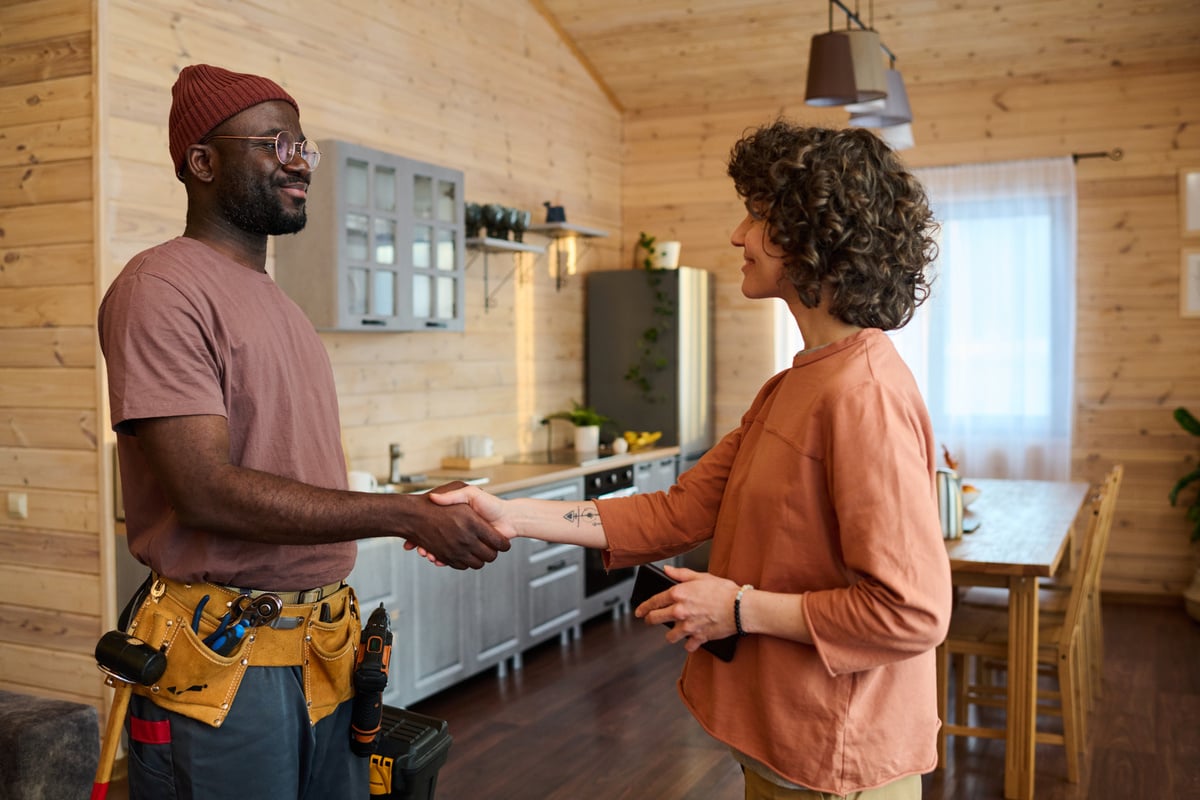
[936,468,964,540]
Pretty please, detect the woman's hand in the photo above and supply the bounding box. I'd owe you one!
[634,565,740,653]
[404,482,514,566]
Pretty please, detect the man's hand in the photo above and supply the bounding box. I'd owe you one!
[401,482,510,569]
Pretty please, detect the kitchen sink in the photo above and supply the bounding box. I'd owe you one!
[378,476,489,495]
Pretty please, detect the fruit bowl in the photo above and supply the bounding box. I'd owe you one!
[623,430,663,450]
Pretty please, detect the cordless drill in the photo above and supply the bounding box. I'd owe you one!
[350,603,392,756]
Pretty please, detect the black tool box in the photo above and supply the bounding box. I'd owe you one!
[368,706,453,799]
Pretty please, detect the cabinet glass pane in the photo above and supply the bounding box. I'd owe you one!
[346,213,369,261]
[373,270,395,316]
[374,218,395,264]
[412,226,431,269]
[436,229,455,271]
[436,276,455,319]
[374,166,396,211]
[346,159,369,207]
[347,268,368,315]
[412,274,432,318]
[437,180,456,222]
[413,175,433,220]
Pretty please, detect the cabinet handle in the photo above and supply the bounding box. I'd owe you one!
[359,319,386,326]
[545,559,567,572]
[424,321,448,328]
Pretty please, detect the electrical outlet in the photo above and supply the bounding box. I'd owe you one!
[7,492,28,520]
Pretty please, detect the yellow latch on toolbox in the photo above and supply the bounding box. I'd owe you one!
[368,753,394,796]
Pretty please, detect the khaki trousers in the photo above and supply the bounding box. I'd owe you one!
[743,769,922,800]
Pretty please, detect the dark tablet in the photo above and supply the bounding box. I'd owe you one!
[629,564,738,662]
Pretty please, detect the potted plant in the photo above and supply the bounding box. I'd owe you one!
[625,233,677,405]
[1169,407,1200,622]
[546,401,611,453]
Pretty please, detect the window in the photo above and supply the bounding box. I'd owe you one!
[777,157,1077,479]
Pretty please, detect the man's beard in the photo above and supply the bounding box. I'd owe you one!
[218,171,307,236]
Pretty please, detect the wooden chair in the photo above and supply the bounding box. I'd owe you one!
[955,465,1123,708]
[936,465,1122,783]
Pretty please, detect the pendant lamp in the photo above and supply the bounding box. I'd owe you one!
[848,68,912,127]
[804,28,887,106]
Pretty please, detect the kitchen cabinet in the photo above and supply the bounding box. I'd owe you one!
[502,478,585,649]
[634,456,678,495]
[275,140,465,332]
[347,476,584,707]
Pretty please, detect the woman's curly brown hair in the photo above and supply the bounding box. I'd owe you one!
[727,120,937,330]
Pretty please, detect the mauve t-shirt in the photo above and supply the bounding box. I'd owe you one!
[98,236,355,589]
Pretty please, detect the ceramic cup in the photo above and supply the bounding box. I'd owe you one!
[348,470,378,492]
[459,435,494,458]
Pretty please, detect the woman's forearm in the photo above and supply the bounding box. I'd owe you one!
[507,498,611,549]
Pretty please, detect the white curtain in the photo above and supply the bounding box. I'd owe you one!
[897,157,1077,480]
[775,156,1077,480]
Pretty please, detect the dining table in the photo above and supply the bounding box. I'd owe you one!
[944,477,1091,800]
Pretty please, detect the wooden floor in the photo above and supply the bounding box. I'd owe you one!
[410,601,1200,800]
[108,601,1199,799]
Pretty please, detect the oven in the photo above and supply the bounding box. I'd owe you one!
[582,464,637,614]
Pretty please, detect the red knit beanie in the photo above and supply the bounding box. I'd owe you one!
[168,64,299,175]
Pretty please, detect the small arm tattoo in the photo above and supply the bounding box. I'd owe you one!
[563,506,602,527]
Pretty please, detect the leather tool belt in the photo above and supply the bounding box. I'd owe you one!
[124,575,361,728]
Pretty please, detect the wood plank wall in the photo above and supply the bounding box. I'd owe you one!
[0,0,108,709]
[102,0,624,479]
[623,58,1200,598]
[1,0,622,703]
[0,0,1195,709]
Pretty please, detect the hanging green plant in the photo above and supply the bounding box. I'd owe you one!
[624,232,675,405]
[1169,406,1200,542]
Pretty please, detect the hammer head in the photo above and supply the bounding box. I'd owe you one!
[95,631,167,686]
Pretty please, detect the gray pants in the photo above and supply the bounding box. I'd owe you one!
[126,665,369,800]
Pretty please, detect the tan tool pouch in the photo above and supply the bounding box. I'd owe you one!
[125,577,360,728]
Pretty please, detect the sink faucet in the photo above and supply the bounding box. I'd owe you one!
[388,443,403,485]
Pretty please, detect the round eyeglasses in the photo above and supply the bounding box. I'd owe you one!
[205,130,321,170]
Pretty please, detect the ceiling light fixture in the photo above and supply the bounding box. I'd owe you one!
[804,1,896,110]
[847,62,913,128]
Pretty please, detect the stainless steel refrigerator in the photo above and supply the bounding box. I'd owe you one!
[586,267,715,473]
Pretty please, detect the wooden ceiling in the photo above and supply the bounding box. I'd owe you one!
[535,0,1200,113]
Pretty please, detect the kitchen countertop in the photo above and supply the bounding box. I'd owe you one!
[419,446,681,496]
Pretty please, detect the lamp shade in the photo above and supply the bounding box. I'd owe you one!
[879,122,915,150]
[805,29,887,106]
[848,68,912,127]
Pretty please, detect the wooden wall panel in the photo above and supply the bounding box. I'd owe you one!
[625,54,1200,599]
[101,0,621,481]
[0,0,102,708]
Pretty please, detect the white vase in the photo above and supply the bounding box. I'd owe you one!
[574,425,600,453]
[653,241,681,269]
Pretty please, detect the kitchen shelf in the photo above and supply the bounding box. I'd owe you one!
[466,237,546,310]
[525,222,610,240]
[466,237,545,254]
[527,223,609,290]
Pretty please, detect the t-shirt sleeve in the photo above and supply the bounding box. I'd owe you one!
[99,271,228,434]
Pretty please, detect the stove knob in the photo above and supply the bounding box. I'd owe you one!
[591,476,604,492]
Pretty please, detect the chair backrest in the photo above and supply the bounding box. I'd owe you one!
[1060,465,1123,637]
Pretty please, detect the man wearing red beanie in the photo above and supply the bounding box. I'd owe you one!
[98,64,509,799]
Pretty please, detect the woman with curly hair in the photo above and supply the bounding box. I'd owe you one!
[432,120,952,799]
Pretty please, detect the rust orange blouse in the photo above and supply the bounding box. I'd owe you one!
[597,328,953,794]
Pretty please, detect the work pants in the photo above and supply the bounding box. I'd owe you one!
[126,664,368,800]
[743,770,921,800]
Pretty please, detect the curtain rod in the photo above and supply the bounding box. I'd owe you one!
[1072,148,1123,163]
